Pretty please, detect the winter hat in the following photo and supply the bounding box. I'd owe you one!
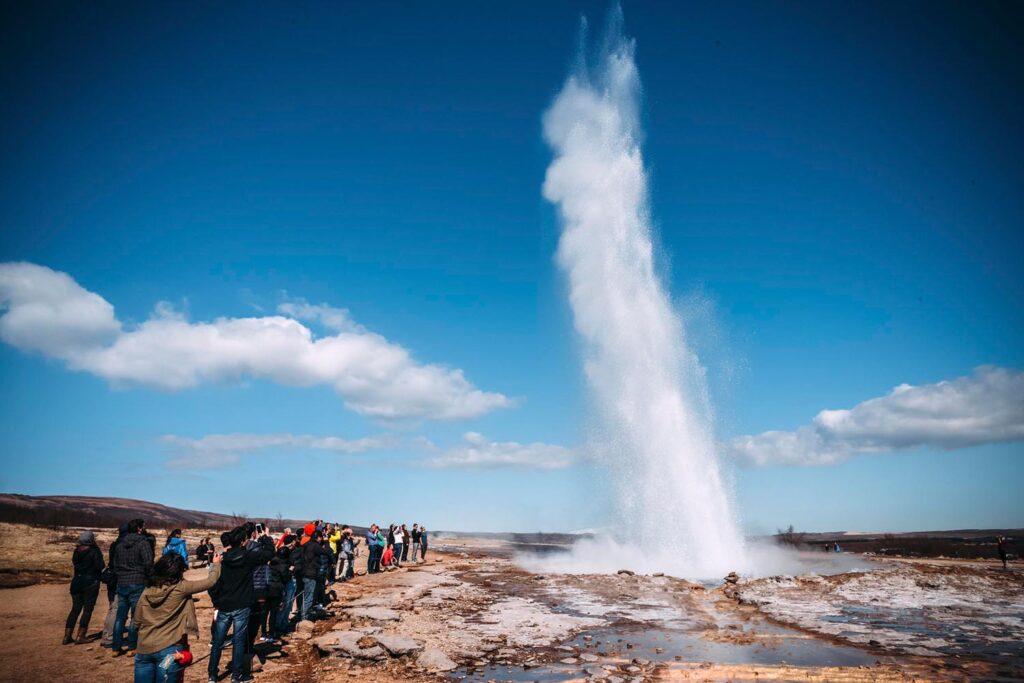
[303,523,316,537]
[78,531,95,545]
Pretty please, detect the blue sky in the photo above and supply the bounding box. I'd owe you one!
[1,1,1021,533]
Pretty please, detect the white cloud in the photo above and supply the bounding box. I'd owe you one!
[421,432,578,470]
[161,432,397,469]
[726,366,1024,466]
[0,262,512,421]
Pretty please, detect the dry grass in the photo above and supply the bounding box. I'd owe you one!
[0,522,220,588]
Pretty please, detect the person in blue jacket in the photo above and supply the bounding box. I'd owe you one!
[162,529,189,568]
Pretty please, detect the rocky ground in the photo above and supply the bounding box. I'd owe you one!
[2,531,1021,682]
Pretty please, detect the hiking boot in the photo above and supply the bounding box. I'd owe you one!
[75,627,88,644]
[63,628,74,645]
[111,649,126,657]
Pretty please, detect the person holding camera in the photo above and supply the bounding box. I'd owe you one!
[133,550,222,682]
[207,525,274,683]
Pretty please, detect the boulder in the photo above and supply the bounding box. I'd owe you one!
[295,620,315,633]
[724,572,740,584]
[374,634,424,657]
[616,569,635,576]
[417,647,458,672]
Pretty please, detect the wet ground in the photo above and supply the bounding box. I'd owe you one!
[243,537,1024,683]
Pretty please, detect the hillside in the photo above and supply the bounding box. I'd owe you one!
[0,493,315,531]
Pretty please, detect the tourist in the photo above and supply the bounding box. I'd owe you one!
[410,524,421,563]
[265,537,292,640]
[338,528,356,580]
[393,524,405,568]
[101,521,130,647]
[997,536,1009,569]
[300,524,329,620]
[275,528,292,550]
[162,529,189,568]
[328,524,342,582]
[365,525,381,574]
[112,518,154,656]
[133,552,222,683]
[420,526,429,561]
[64,530,104,645]
[240,524,276,680]
[272,534,298,636]
[208,526,274,683]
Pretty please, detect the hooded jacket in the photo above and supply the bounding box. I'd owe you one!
[210,536,274,612]
[162,537,189,567]
[113,532,154,587]
[134,563,221,655]
[70,543,104,593]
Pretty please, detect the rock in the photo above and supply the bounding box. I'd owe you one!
[607,676,625,683]
[616,569,635,576]
[295,620,315,633]
[724,572,740,584]
[313,630,386,660]
[417,647,458,672]
[344,607,402,621]
[374,634,424,657]
[356,635,378,649]
[652,572,665,577]
[580,653,599,662]
[559,657,578,664]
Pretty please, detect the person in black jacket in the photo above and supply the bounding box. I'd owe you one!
[64,530,104,645]
[265,542,292,641]
[208,526,274,683]
[300,531,329,621]
[111,518,154,655]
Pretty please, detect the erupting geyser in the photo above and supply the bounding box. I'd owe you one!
[540,9,747,578]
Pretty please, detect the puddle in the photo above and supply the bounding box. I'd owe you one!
[450,613,877,681]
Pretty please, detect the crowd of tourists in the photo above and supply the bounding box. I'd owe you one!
[63,518,430,683]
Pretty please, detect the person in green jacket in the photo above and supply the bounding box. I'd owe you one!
[133,551,222,682]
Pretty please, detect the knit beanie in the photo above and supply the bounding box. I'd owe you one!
[303,523,316,537]
[77,530,95,545]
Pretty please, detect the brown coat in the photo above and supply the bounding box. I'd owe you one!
[134,564,221,654]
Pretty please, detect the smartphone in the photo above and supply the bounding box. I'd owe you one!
[255,523,265,535]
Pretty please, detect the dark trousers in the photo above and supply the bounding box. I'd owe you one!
[66,582,100,631]
[367,545,380,573]
[243,599,269,676]
[208,606,249,681]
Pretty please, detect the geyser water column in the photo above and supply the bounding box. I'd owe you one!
[542,12,746,578]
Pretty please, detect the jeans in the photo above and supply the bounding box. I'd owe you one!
[274,579,295,634]
[208,606,250,681]
[421,543,428,560]
[133,642,183,683]
[112,583,144,652]
[301,577,317,620]
[66,581,100,630]
[367,545,378,573]
[393,543,404,566]
[410,542,420,562]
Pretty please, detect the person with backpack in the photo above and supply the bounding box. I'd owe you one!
[64,530,104,645]
[162,529,189,568]
[133,551,222,683]
[112,518,154,656]
[207,525,274,683]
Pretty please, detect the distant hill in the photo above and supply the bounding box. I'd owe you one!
[0,493,318,531]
